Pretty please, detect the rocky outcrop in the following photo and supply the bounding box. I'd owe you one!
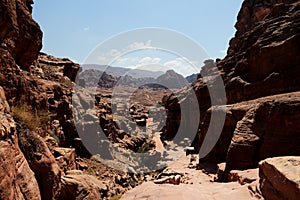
[35,53,81,82]
[98,71,118,88]
[18,130,62,200]
[0,92,41,199]
[194,92,300,172]
[185,73,197,83]
[60,170,108,200]
[0,0,42,69]
[0,0,45,199]
[259,156,300,200]
[222,0,300,103]
[156,69,188,89]
[163,0,300,174]
[79,68,189,89]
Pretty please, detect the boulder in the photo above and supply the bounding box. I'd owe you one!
[60,170,108,200]
[259,156,300,200]
[53,147,77,172]
[18,130,62,200]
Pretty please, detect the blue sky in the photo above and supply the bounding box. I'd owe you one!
[33,0,243,76]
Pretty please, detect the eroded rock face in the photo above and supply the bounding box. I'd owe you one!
[18,130,62,200]
[0,0,42,69]
[259,156,300,200]
[195,92,300,171]
[163,0,300,174]
[60,170,108,200]
[222,0,300,103]
[0,98,41,199]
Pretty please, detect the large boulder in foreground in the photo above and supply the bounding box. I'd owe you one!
[259,156,300,200]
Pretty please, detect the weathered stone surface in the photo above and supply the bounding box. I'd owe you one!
[35,53,81,82]
[0,114,41,200]
[228,168,259,185]
[228,169,263,199]
[122,155,257,200]
[60,170,108,200]
[53,147,76,172]
[0,86,10,113]
[156,69,188,89]
[194,92,300,171]
[259,156,300,200]
[0,0,42,69]
[222,0,300,103]
[226,93,300,170]
[154,175,181,185]
[18,130,62,200]
[162,0,300,178]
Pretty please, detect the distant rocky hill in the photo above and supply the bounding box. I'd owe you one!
[185,73,197,83]
[156,69,188,89]
[79,68,188,89]
[82,64,164,78]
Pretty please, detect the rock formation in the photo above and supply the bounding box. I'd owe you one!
[156,69,188,89]
[163,0,300,175]
[0,105,41,200]
[0,0,42,69]
[79,68,186,89]
[259,156,300,200]
[0,0,142,199]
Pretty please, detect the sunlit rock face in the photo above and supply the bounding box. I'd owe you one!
[162,0,300,171]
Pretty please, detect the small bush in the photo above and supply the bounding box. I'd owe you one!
[110,194,122,200]
[12,103,51,131]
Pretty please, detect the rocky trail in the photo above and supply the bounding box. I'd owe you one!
[121,155,260,200]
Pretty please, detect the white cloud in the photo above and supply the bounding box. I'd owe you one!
[97,56,106,62]
[95,40,156,64]
[114,57,138,65]
[93,40,200,76]
[220,49,227,55]
[164,58,199,76]
[127,40,153,50]
[83,26,90,31]
[116,56,199,76]
[109,49,121,57]
[138,57,161,64]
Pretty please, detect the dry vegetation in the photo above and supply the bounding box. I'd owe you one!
[12,102,51,131]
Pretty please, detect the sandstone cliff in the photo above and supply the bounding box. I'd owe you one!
[163,0,300,174]
[0,1,138,199]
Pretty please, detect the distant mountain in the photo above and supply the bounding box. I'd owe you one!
[78,68,190,89]
[81,64,164,79]
[156,70,188,89]
[185,73,198,83]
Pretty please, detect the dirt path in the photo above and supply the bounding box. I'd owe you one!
[121,155,258,200]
